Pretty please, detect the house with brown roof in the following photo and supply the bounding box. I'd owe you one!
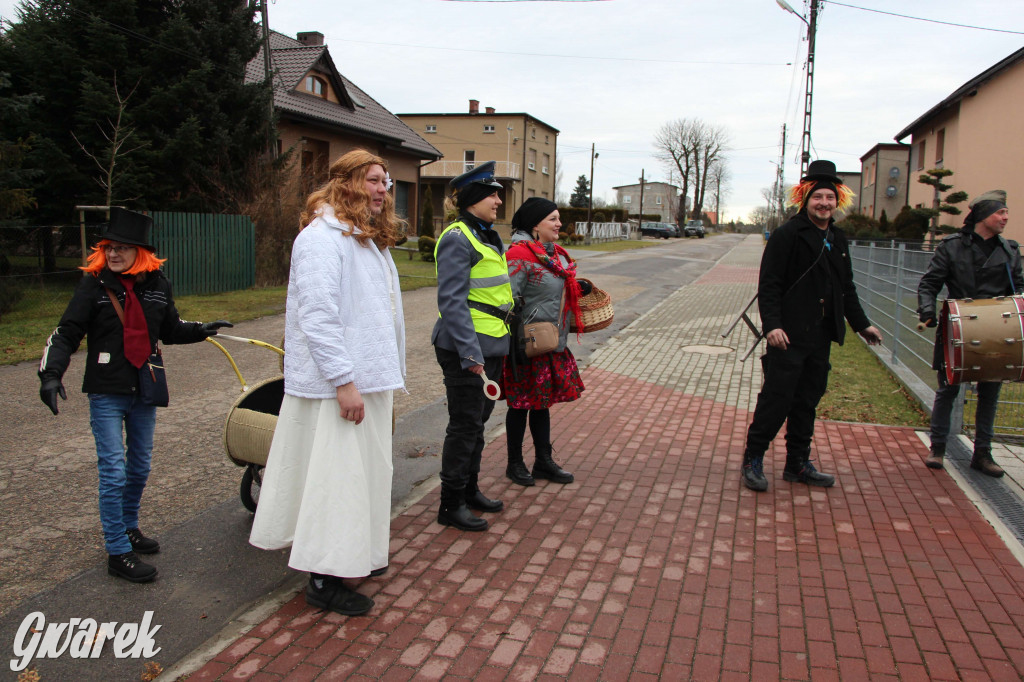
[895,47,1024,238]
[398,101,559,230]
[245,31,441,227]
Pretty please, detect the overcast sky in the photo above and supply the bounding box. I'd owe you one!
[2,0,1022,222]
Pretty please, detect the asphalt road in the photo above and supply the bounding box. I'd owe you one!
[0,233,747,680]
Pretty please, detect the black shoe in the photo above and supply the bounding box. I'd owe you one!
[438,501,489,531]
[466,489,504,512]
[506,460,535,487]
[782,460,835,487]
[126,528,160,555]
[970,452,1005,477]
[369,566,388,577]
[742,457,768,492]
[108,551,158,583]
[533,448,574,484]
[305,576,373,616]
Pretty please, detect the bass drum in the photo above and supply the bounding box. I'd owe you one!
[942,296,1024,384]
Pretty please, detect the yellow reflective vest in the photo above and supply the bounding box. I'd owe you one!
[435,221,514,338]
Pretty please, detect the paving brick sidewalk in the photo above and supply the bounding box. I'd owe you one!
[183,236,1024,681]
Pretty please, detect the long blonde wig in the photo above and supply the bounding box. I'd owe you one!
[299,149,406,248]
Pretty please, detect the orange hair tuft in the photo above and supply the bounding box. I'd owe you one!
[80,240,166,276]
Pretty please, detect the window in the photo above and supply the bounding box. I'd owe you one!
[915,140,926,170]
[624,195,632,204]
[542,153,550,174]
[935,128,945,163]
[545,135,549,145]
[464,150,475,172]
[425,124,437,133]
[531,127,536,139]
[527,148,537,171]
[394,181,411,219]
[655,196,662,205]
[304,75,326,97]
[483,124,495,133]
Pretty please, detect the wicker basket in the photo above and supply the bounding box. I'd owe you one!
[572,278,614,333]
[223,376,284,467]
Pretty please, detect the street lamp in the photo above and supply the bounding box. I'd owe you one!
[777,0,819,179]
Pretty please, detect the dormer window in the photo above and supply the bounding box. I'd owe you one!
[305,75,326,98]
[425,124,437,133]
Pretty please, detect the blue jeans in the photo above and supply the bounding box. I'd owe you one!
[88,394,157,554]
[930,372,1001,452]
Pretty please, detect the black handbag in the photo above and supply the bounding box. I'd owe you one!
[105,287,169,407]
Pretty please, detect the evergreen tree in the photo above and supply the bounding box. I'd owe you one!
[917,168,968,239]
[569,174,590,208]
[1,0,273,222]
[419,185,434,238]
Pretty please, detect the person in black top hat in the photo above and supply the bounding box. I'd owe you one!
[431,161,514,531]
[917,190,1021,476]
[38,207,231,583]
[740,160,882,492]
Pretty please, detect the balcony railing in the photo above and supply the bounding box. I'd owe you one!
[420,160,521,180]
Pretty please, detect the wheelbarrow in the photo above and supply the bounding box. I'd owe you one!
[205,334,284,512]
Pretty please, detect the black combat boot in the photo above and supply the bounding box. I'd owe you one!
[108,551,158,583]
[506,445,535,487]
[465,473,504,512]
[741,450,768,492]
[970,448,1004,477]
[782,449,835,487]
[533,445,573,484]
[438,486,488,531]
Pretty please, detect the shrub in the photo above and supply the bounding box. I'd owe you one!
[418,235,437,262]
[419,186,435,238]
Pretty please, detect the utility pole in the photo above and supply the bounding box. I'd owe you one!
[255,0,277,158]
[800,0,819,178]
[586,143,597,235]
[637,169,646,225]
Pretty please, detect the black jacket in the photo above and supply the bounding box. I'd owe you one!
[758,212,871,346]
[38,268,207,395]
[917,229,1024,369]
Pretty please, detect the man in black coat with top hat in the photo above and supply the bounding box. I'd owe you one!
[917,189,1022,476]
[741,160,883,492]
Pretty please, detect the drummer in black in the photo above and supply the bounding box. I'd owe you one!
[917,190,1022,476]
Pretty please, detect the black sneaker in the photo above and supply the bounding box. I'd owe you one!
[742,458,768,492]
[369,566,388,577]
[305,576,374,616]
[782,460,835,487]
[126,528,160,554]
[108,551,158,583]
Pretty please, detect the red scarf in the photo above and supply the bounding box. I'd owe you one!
[508,240,584,332]
[119,276,151,368]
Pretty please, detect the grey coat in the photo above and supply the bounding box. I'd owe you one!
[507,233,573,353]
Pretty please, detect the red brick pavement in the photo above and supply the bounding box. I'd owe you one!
[187,367,1024,680]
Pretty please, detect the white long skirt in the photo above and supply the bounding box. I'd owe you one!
[249,390,393,578]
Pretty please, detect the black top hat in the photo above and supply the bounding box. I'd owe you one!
[449,160,503,193]
[103,207,154,250]
[801,159,842,185]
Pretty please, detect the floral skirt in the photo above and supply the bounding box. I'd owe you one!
[501,347,585,410]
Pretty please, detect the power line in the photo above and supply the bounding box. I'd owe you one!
[827,1,1024,35]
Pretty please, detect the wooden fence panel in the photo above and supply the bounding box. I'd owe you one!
[149,212,255,296]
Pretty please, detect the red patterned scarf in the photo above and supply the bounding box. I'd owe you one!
[508,240,584,332]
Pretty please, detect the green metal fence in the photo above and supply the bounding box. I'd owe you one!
[150,212,255,296]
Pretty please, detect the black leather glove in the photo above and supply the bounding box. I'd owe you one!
[201,320,233,337]
[40,377,66,415]
[918,311,936,328]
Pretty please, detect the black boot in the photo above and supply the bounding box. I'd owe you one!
[741,450,768,492]
[108,551,158,583]
[465,474,504,512]
[533,445,574,484]
[126,527,160,554]
[971,448,1005,477]
[438,486,488,531]
[782,449,835,487]
[506,445,535,487]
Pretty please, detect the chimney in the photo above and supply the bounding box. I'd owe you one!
[485,106,495,114]
[296,31,324,46]
[469,99,480,114]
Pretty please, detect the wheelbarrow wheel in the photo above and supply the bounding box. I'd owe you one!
[240,464,263,513]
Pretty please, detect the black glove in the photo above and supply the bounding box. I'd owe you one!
[201,320,233,337]
[579,280,593,296]
[40,377,66,415]
[919,311,936,328]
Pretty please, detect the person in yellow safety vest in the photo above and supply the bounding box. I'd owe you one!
[432,160,514,532]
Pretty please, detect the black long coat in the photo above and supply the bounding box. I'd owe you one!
[758,212,871,346]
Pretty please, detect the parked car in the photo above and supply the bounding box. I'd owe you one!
[640,222,676,239]
[683,220,706,238]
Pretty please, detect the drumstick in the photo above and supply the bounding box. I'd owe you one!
[917,322,926,331]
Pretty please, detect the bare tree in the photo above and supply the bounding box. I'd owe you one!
[654,118,729,222]
[70,74,145,207]
[748,205,770,227]
[708,159,730,225]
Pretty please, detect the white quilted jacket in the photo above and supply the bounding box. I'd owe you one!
[282,207,406,398]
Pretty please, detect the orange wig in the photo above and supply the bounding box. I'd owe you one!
[787,179,855,213]
[80,239,167,276]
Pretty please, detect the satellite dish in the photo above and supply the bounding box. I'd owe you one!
[886,185,898,198]
[889,166,900,179]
